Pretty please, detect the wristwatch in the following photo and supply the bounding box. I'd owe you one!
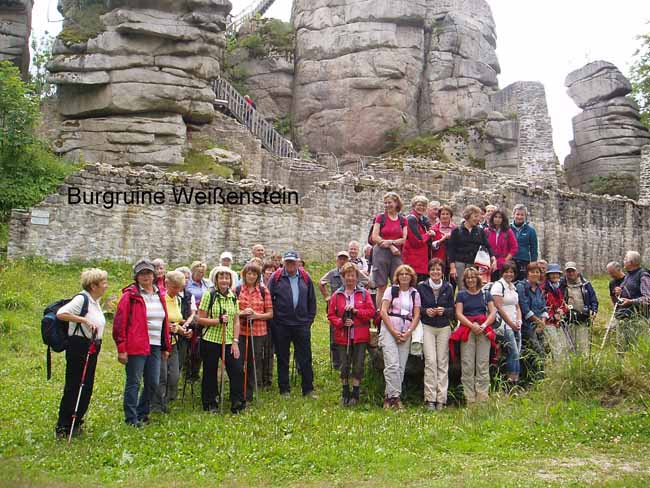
[233,338,239,344]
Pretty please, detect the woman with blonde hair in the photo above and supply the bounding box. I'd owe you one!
[54,268,109,438]
[370,192,408,304]
[379,264,421,410]
[450,267,497,404]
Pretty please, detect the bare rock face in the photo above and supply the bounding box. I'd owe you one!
[228,48,294,121]
[290,0,557,183]
[48,0,231,165]
[292,0,428,155]
[420,0,500,132]
[565,61,650,192]
[0,0,32,78]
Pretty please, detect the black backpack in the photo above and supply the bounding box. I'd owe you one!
[42,293,89,380]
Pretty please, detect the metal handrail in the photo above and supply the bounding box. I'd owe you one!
[212,77,297,159]
[227,0,277,34]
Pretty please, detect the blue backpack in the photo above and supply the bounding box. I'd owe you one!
[41,293,89,379]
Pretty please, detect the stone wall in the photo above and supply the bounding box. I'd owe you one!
[640,145,650,206]
[0,0,32,78]
[489,81,558,185]
[47,0,232,166]
[8,159,649,275]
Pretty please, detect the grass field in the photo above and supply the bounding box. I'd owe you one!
[1,258,650,487]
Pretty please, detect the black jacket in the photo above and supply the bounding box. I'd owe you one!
[416,280,455,327]
[448,224,493,264]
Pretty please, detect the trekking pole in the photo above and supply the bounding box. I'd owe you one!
[596,301,619,366]
[68,331,97,444]
[249,317,259,402]
[243,328,249,402]
[220,320,227,414]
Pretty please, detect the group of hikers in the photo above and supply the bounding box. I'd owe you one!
[52,192,650,438]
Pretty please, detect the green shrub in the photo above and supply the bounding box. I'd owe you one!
[169,149,234,178]
[274,116,293,137]
[589,174,639,200]
[0,62,78,222]
[386,134,450,162]
[258,19,295,53]
[59,2,108,45]
[240,33,267,58]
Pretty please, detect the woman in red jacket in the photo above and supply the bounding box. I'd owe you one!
[113,259,171,427]
[327,263,376,406]
[484,209,518,282]
[402,195,435,282]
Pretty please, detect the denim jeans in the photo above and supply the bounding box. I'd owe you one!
[500,325,521,376]
[124,346,161,424]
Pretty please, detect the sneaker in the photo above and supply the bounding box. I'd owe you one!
[425,401,437,411]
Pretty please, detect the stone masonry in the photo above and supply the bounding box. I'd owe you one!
[8,159,649,276]
[640,145,650,206]
[488,81,558,185]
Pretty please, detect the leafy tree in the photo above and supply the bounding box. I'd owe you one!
[0,61,77,221]
[30,32,55,99]
[630,31,650,129]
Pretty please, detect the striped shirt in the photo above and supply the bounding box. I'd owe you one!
[199,288,238,344]
[141,286,166,346]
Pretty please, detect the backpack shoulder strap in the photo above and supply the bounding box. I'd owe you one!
[398,214,407,228]
[207,288,218,319]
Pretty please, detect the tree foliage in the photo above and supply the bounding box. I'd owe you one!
[631,31,650,129]
[0,62,77,221]
[30,32,55,99]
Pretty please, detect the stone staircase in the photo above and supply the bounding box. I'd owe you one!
[212,77,298,159]
[226,0,277,35]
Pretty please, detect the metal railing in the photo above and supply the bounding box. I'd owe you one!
[212,77,297,159]
[226,0,277,34]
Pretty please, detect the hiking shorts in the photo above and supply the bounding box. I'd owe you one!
[371,246,402,287]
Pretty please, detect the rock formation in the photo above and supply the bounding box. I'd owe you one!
[291,0,426,156]
[47,0,232,166]
[0,0,32,78]
[565,61,650,192]
[289,0,557,184]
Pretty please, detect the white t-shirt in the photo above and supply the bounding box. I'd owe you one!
[491,278,519,324]
[57,291,106,340]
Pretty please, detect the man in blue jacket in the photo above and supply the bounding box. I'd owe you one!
[510,204,539,281]
[269,251,317,397]
[560,262,598,356]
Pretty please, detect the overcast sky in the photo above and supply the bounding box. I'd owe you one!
[33,0,650,162]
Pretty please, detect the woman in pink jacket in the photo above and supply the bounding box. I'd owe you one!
[484,209,518,282]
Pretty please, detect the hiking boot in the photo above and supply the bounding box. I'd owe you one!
[340,394,349,407]
[231,402,246,414]
[436,403,445,411]
[347,396,359,406]
[138,415,150,425]
[383,397,392,410]
[126,421,143,428]
[55,425,69,440]
[280,390,291,398]
[425,401,437,412]
[394,398,405,411]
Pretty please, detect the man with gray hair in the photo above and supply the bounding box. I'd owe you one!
[510,204,538,281]
[615,251,650,352]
